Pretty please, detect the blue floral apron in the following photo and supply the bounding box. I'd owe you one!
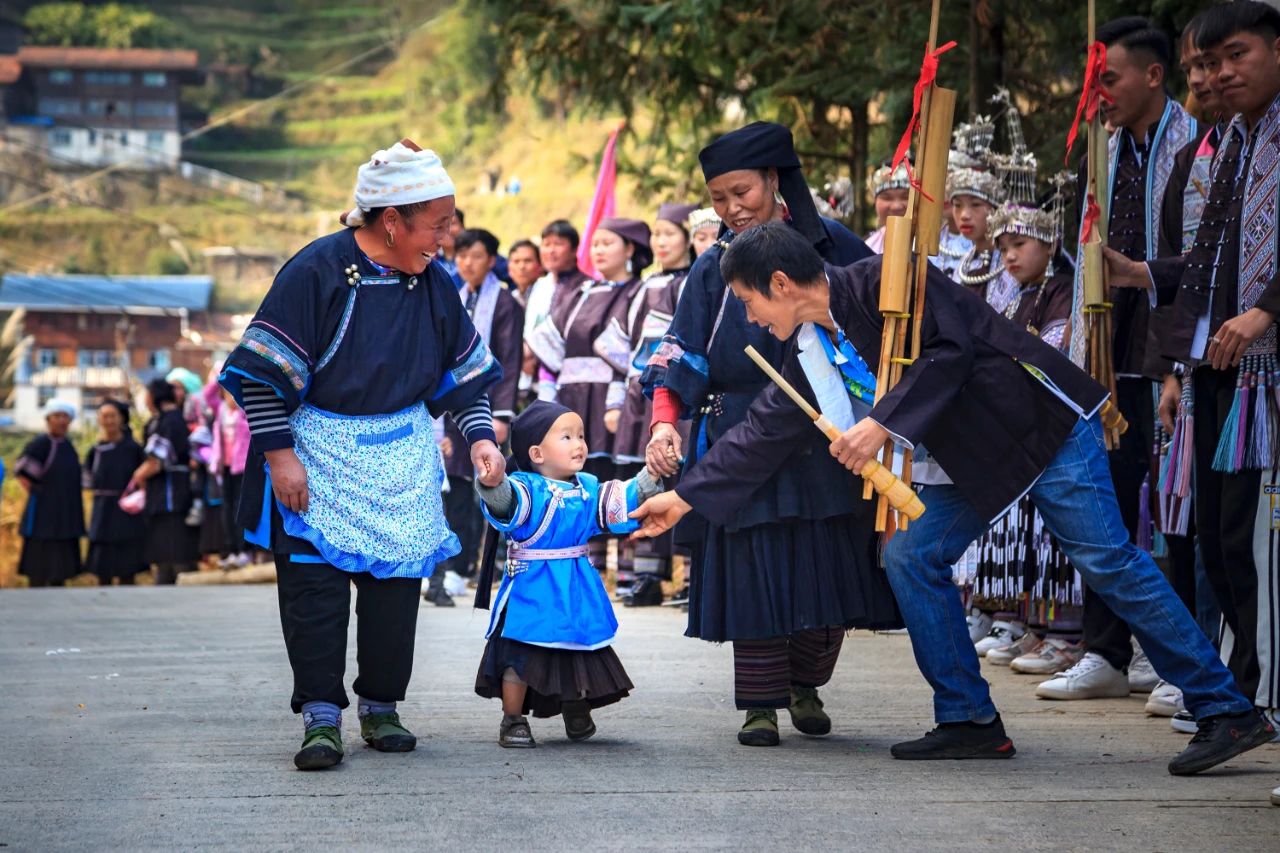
[273,275,459,579]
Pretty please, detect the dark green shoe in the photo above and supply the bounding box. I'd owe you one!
[737,708,780,746]
[360,711,417,752]
[294,725,344,771]
[788,686,832,736]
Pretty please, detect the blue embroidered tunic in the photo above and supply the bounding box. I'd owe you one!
[220,228,502,577]
[481,471,649,650]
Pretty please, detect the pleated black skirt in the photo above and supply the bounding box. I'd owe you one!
[475,611,633,718]
[685,513,902,642]
[86,539,147,584]
[19,538,81,587]
[145,512,198,565]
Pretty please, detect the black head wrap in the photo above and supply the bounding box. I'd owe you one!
[510,400,574,472]
[476,400,574,611]
[697,121,829,253]
[100,398,133,439]
[595,217,653,274]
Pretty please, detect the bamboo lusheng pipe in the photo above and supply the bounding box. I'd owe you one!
[744,345,925,521]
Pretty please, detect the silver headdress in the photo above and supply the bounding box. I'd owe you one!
[687,207,721,233]
[946,113,1002,204]
[991,171,1072,245]
[867,162,911,199]
[989,87,1038,206]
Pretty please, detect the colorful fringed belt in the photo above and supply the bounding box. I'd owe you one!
[1212,353,1280,474]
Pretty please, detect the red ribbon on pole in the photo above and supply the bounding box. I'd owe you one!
[1079,194,1102,244]
[891,40,958,196]
[1064,41,1112,164]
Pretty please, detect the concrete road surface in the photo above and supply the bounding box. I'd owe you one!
[1,586,1276,851]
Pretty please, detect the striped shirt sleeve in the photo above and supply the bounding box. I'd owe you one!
[450,394,496,446]
[241,379,294,451]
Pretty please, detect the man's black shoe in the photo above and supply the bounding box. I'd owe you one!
[1167,708,1275,776]
[890,715,1016,760]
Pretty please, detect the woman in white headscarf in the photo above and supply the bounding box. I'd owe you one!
[14,399,85,587]
[219,139,506,771]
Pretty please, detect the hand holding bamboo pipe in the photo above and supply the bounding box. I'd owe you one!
[744,346,925,520]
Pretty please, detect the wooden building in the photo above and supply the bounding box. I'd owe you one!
[0,273,234,429]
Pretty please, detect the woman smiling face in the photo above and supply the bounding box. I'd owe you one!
[706,168,782,234]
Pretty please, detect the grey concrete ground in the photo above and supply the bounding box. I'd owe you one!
[1,586,1277,852]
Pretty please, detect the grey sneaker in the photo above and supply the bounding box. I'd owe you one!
[1010,638,1082,675]
[987,633,1042,666]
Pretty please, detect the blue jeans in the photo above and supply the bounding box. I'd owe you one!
[883,414,1252,724]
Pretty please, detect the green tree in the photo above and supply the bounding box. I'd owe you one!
[23,2,178,49]
[468,0,1211,230]
[22,3,91,46]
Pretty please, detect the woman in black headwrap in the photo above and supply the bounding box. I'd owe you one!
[641,121,900,745]
[84,399,148,585]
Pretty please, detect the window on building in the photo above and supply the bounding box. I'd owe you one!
[142,72,166,87]
[146,131,165,149]
[86,99,131,118]
[84,70,131,86]
[39,97,80,117]
[149,350,171,372]
[48,69,73,85]
[35,348,58,369]
[77,350,114,369]
[135,100,177,118]
[50,129,73,148]
[87,129,97,147]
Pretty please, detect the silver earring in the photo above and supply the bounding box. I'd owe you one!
[626,258,633,275]
[774,190,785,206]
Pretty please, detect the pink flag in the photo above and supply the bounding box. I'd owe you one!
[577,124,622,278]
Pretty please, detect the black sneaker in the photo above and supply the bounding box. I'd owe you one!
[890,716,1016,760]
[1167,709,1275,776]
[422,587,455,607]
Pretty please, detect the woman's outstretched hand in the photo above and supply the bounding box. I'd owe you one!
[629,490,693,540]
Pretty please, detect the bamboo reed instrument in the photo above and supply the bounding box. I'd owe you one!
[744,345,925,521]
[866,0,957,531]
[1080,0,1128,447]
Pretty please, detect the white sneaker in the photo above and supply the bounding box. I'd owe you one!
[1144,680,1184,716]
[1170,710,1197,734]
[1127,643,1159,693]
[987,633,1042,666]
[1271,785,1279,806]
[1010,638,1082,675]
[1264,708,1280,743]
[974,620,1026,657]
[967,610,994,644]
[1035,652,1131,700]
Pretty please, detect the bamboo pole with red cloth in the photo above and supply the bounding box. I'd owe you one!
[1066,1,1127,447]
[864,0,957,532]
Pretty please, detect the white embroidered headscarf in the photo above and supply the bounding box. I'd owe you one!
[340,138,456,228]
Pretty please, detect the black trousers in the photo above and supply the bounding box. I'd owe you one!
[1192,366,1261,702]
[275,555,423,713]
[1082,377,1154,671]
[436,475,484,582]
